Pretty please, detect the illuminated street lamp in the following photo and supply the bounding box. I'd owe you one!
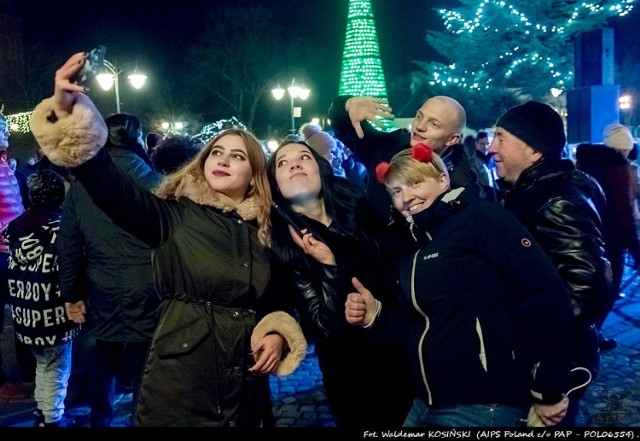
[619,94,632,110]
[619,94,633,125]
[96,59,147,113]
[161,121,185,133]
[271,82,311,135]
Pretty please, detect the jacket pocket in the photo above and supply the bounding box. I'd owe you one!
[156,317,210,358]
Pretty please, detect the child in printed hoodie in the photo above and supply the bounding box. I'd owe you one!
[4,169,80,426]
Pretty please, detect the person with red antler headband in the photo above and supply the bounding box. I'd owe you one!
[345,144,575,427]
[328,94,488,219]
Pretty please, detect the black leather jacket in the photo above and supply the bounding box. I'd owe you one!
[269,201,414,428]
[501,159,610,374]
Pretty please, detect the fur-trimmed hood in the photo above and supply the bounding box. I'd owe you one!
[174,174,261,221]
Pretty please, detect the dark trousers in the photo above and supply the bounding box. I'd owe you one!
[89,339,149,427]
[558,325,601,427]
[598,248,625,330]
[0,253,36,385]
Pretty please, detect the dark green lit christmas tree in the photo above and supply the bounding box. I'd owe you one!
[412,0,635,129]
[338,0,394,131]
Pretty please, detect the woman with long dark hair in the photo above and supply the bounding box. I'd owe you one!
[266,139,413,429]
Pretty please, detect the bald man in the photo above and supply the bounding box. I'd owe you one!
[329,95,480,218]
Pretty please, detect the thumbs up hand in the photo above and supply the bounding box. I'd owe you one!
[345,276,379,327]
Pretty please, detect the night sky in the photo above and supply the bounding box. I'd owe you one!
[10,0,437,118]
[8,0,640,126]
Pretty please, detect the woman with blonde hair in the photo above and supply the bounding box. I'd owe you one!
[346,145,575,427]
[29,52,306,427]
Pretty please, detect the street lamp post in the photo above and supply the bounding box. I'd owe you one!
[619,94,633,126]
[96,59,148,113]
[271,82,310,135]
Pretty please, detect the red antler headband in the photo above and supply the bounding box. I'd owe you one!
[375,144,434,183]
[412,144,433,162]
[375,162,390,183]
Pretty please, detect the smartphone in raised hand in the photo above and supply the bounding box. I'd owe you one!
[71,45,106,86]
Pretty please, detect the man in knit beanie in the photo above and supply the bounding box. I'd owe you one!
[490,100,610,427]
[491,101,566,182]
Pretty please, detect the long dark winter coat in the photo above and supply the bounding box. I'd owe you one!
[30,94,307,427]
[576,143,640,306]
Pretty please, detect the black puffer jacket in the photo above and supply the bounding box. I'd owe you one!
[501,158,610,376]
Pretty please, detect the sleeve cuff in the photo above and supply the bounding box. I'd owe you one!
[251,311,307,376]
[363,300,382,329]
[30,94,108,168]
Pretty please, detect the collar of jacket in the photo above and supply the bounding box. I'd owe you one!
[440,143,466,167]
[576,143,629,167]
[511,158,576,191]
[107,143,154,168]
[173,174,261,221]
[408,187,466,236]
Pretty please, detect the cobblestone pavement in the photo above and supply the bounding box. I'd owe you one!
[2,266,639,428]
[273,265,640,428]
[575,266,640,428]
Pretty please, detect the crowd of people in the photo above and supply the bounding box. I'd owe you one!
[0,49,637,428]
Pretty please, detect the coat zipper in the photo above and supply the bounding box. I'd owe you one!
[411,243,433,405]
